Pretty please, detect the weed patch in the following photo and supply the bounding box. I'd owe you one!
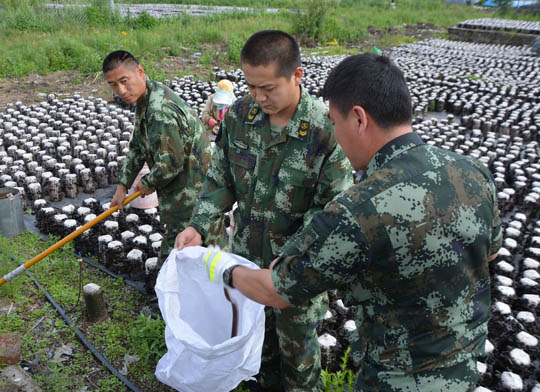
[321,347,356,391]
[130,314,167,363]
[0,232,167,390]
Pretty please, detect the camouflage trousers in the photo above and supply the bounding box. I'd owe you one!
[158,216,229,265]
[258,292,328,392]
[354,357,479,391]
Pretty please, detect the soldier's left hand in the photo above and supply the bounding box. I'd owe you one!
[135,181,154,197]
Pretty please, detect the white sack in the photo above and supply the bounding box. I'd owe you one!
[155,247,265,392]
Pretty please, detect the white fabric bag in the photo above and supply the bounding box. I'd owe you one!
[155,247,265,392]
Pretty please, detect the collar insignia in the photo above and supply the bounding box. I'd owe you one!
[298,121,309,136]
[248,107,259,120]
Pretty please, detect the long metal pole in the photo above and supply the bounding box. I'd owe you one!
[0,191,141,287]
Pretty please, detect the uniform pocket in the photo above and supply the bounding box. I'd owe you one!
[277,166,318,213]
[228,149,256,200]
[228,149,256,169]
[369,322,414,370]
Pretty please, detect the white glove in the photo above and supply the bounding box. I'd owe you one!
[204,248,238,285]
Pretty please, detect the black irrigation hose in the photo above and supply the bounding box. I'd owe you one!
[80,255,148,296]
[65,258,83,315]
[23,266,142,392]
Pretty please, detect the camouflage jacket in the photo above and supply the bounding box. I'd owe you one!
[118,77,212,224]
[273,132,502,384]
[190,87,353,266]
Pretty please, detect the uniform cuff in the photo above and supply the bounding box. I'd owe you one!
[140,175,155,191]
[189,223,207,241]
[271,258,309,306]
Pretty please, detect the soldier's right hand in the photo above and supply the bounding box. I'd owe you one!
[175,226,202,250]
[110,185,127,210]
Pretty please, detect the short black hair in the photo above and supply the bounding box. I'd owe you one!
[322,53,412,129]
[240,30,301,78]
[102,50,139,73]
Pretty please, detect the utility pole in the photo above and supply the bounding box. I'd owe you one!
[109,0,115,7]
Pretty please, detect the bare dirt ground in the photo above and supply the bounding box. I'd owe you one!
[0,70,111,109]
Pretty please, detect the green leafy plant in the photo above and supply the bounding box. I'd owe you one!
[226,34,245,63]
[320,347,356,392]
[291,0,336,42]
[126,11,159,30]
[130,314,167,363]
[0,0,47,9]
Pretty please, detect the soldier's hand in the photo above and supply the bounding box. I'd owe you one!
[111,185,127,210]
[135,181,154,197]
[175,226,202,250]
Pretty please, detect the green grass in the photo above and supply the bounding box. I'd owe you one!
[115,0,296,5]
[0,7,289,78]
[0,232,161,391]
[0,0,537,80]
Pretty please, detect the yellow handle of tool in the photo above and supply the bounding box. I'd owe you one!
[0,191,141,287]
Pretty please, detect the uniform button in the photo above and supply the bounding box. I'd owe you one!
[376,316,384,325]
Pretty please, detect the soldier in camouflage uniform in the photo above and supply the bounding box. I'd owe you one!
[104,50,220,264]
[209,53,502,391]
[175,31,353,391]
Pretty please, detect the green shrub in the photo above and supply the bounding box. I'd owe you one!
[0,0,47,9]
[126,11,159,30]
[130,314,167,363]
[320,347,356,392]
[8,13,39,31]
[291,0,336,42]
[85,2,122,27]
[226,34,245,63]
[2,5,52,32]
